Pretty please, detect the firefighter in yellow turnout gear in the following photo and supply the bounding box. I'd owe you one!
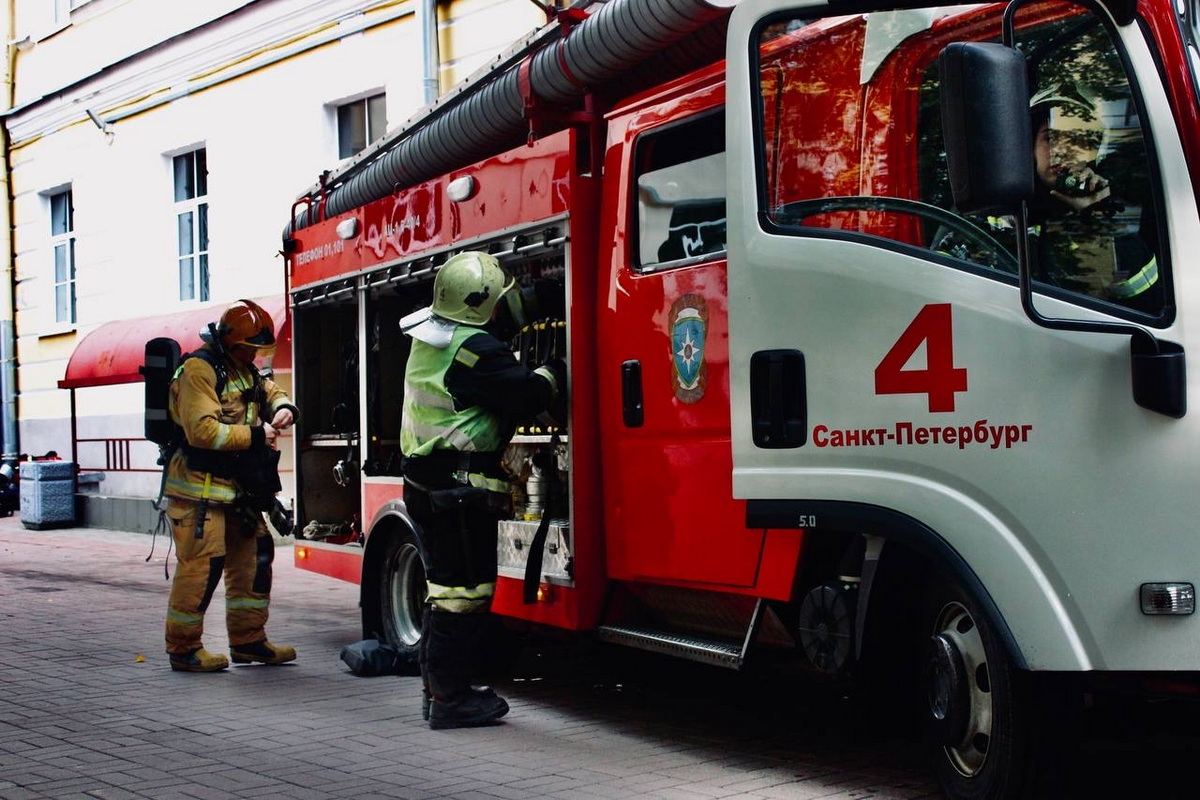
[401,251,565,728]
[164,299,300,672]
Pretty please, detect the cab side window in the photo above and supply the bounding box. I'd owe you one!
[635,112,727,271]
[755,2,1168,325]
[921,3,1167,321]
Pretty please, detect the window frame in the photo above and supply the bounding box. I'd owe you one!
[630,109,729,274]
[53,0,93,25]
[48,188,77,327]
[335,92,388,160]
[748,2,1173,328]
[173,148,210,303]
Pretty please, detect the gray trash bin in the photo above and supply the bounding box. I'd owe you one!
[20,460,77,530]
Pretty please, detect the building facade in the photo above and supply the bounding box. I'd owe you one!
[1,0,548,526]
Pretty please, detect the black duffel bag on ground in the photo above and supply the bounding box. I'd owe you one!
[340,637,417,677]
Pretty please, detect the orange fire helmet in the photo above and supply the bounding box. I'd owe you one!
[218,299,276,355]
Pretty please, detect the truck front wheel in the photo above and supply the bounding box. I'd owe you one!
[923,579,1037,799]
[378,529,427,666]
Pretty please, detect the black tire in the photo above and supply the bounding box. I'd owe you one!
[922,577,1041,799]
[377,528,427,673]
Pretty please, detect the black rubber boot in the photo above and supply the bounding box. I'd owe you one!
[424,612,506,728]
[428,686,509,730]
[427,683,499,722]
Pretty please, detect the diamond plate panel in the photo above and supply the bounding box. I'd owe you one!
[497,518,572,583]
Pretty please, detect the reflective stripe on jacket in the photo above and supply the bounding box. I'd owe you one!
[426,579,496,613]
[400,326,506,457]
[1109,257,1158,299]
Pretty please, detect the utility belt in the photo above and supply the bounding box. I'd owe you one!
[403,450,510,517]
[402,450,507,493]
[183,444,240,478]
[184,441,282,512]
[409,482,512,517]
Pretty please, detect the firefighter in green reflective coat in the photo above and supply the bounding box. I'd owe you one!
[400,250,565,729]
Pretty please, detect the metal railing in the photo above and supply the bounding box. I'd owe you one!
[75,437,161,473]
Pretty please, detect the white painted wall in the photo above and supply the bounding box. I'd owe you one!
[5,0,546,501]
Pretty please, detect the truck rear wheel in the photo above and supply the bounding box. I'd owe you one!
[378,529,427,665]
[923,578,1036,799]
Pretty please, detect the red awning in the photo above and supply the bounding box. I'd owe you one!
[58,296,291,389]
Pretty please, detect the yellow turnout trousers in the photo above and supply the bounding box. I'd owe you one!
[164,496,274,655]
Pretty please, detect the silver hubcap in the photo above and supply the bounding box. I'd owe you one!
[387,542,426,647]
[928,601,992,777]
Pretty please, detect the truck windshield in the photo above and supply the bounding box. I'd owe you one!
[755,0,1167,324]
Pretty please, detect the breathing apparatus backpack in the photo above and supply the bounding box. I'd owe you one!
[139,335,230,561]
[139,336,229,459]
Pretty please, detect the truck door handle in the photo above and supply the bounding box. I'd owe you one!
[750,349,806,448]
[621,360,644,428]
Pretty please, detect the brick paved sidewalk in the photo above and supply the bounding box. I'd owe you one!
[0,516,940,800]
[5,517,1200,798]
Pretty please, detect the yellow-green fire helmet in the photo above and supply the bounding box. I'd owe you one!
[431,251,516,327]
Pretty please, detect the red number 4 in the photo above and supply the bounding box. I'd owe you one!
[874,304,968,413]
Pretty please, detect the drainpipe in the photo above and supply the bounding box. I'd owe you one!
[417,0,439,104]
[1,8,21,463]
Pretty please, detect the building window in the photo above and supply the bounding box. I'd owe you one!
[337,94,387,159]
[174,149,209,302]
[54,0,92,24]
[50,190,76,325]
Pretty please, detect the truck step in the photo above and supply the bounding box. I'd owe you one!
[596,624,747,670]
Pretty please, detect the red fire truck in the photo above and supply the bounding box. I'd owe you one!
[283,0,1200,794]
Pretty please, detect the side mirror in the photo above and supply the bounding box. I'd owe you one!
[939,42,1034,214]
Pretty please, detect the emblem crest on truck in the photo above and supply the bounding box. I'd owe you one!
[670,294,708,404]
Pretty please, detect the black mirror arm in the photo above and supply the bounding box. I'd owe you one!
[1015,203,1185,418]
[1013,203,1159,353]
